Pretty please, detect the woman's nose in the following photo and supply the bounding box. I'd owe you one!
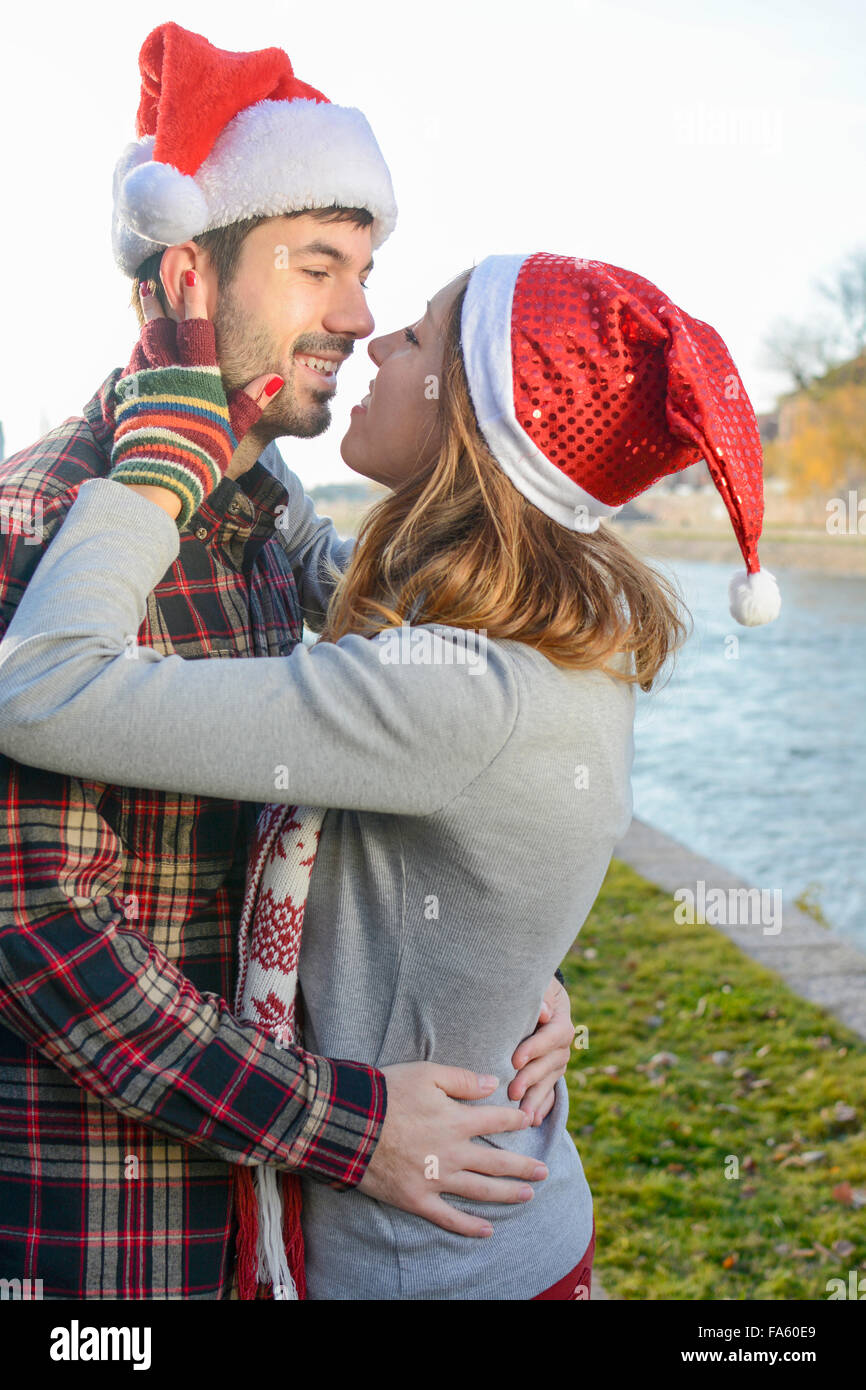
[368,335,387,367]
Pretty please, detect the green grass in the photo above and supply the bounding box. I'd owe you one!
[563,860,866,1300]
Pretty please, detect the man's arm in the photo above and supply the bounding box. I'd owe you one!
[0,762,544,1236]
[0,481,381,1183]
[0,754,387,1187]
[0,486,542,1235]
[259,443,355,632]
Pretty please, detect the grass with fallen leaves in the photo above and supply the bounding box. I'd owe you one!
[563,859,866,1300]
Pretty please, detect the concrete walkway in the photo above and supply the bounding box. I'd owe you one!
[614,817,866,1041]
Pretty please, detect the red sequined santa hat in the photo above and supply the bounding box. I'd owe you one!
[111,22,397,277]
[461,253,781,626]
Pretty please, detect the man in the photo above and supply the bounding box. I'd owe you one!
[0,23,574,1298]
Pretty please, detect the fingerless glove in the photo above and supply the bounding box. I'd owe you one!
[110,319,261,530]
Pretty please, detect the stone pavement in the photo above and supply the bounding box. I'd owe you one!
[614,817,866,1041]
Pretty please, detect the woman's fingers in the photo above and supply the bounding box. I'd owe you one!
[139,283,166,322]
[180,267,209,320]
[244,373,285,407]
[530,1089,557,1125]
[512,980,574,1071]
[517,1062,571,1126]
[510,1046,572,1125]
[226,376,284,441]
[138,266,207,324]
[511,1047,572,1103]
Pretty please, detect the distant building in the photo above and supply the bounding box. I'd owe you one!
[756,410,779,445]
[655,458,711,491]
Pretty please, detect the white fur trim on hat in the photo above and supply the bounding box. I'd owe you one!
[113,98,398,277]
[460,254,623,533]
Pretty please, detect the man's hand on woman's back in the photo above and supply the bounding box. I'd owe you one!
[358,1063,548,1237]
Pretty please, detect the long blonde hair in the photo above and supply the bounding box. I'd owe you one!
[320,273,689,691]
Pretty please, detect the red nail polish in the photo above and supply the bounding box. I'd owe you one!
[264,376,284,397]
[139,282,151,298]
[184,270,197,287]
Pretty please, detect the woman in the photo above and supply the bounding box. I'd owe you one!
[0,251,779,1299]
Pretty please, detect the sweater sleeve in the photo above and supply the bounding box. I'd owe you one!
[0,479,519,813]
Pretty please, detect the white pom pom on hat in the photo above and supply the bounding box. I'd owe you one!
[118,161,210,247]
[728,568,782,627]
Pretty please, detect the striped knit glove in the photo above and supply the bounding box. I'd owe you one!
[110,318,272,530]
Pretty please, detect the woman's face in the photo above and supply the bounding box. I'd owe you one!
[340,273,467,487]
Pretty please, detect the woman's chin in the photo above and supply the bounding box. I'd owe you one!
[339,436,369,478]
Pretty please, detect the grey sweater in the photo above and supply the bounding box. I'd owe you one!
[0,478,635,1300]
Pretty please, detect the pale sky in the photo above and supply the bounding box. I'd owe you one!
[1,0,864,488]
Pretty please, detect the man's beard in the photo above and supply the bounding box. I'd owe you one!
[213,285,351,443]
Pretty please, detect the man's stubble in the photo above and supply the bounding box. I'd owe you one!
[213,284,342,446]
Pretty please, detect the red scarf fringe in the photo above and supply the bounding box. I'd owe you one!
[234,1166,306,1301]
[283,1174,307,1299]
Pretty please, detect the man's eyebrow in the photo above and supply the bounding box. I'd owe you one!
[292,240,374,275]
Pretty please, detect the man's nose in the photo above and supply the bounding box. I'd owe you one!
[322,282,375,341]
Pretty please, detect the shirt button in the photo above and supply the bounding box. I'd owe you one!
[196,526,208,541]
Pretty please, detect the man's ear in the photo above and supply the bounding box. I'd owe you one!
[159,243,218,321]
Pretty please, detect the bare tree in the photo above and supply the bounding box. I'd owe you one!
[815,246,866,357]
[760,317,838,391]
[761,246,866,392]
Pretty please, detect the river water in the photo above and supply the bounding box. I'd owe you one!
[631,556,866,949]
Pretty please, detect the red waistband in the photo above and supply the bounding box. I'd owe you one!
[532,1218,595,1300]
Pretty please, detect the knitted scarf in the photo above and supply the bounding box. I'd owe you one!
[232,799,326,1301]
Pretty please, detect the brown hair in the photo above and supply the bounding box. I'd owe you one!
[130,206,375,325]
[320,274,690,691]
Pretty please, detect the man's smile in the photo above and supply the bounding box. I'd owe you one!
[293,351,349,389]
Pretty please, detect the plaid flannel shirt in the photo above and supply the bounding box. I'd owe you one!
[0,370,386,1299]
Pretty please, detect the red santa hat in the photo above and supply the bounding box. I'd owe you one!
[112,22,397,277]
[461,253,781,626]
